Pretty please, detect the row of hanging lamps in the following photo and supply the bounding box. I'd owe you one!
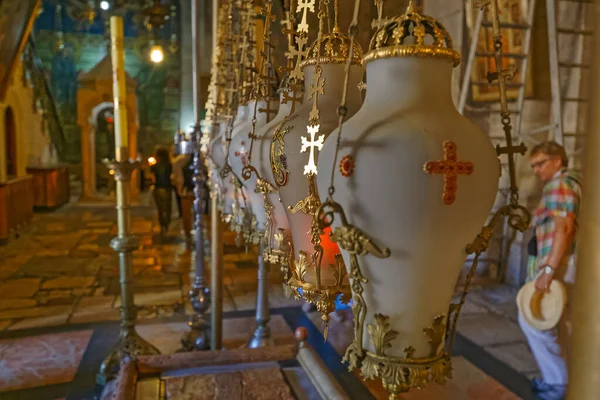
[209,16,235,221]
[209,0,244,215]
[224,3,258,240]
[255,0,307,282]
[309,0,530,397]
[277,0,364,335]
[235,0,281,246]
[201,0,532,397]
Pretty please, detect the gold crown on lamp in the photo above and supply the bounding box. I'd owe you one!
[364,1,461,67]
[299,27,364,68]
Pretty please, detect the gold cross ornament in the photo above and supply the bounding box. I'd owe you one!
[301,124,325,175]
[297,0,315,33]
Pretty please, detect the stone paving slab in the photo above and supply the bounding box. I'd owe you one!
[0,278,41,298]
[485,343,540,376]
[18,256,101,278]
[0,305,73,321]
[457,313,527,347]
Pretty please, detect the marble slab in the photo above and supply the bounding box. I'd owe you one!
[0,330,92,392]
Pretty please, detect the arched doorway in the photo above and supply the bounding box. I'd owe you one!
[93,105,115,193]
[87,102,115,195]
[4,107,16,178]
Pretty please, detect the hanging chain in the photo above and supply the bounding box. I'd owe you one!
[487,0,527,206]
[222,0,255,173]
[326,0,361,199]
[308,0,327,126]
[324,0,332,34]
[244,0,275,169]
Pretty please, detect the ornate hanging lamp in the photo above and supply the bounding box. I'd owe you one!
[231,0,281,245]
[212,0,254,220]
[224,4,269,241]
[209,1,236,212]
[314,0,530,397]
[277,0,364,335]
[255,0,308,283]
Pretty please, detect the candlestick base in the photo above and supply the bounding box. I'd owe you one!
[247,324,274,349]
[179,279,211,351]
[96,326,160,385]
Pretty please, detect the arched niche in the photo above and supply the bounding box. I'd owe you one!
[77,55,138,200]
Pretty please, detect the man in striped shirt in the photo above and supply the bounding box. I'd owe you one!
[519,141,581,400]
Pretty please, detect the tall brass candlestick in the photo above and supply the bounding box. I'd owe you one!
[180,0,211,352]
[97,16,160,384]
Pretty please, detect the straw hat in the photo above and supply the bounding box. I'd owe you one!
[517,280,567,331]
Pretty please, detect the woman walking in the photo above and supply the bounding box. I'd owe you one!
[151,147,173,237]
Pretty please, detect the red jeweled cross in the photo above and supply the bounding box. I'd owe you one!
[423,141,474,205]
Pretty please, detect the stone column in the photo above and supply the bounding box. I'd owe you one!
[567,4,600,395]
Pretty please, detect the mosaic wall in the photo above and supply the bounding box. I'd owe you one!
[33,1,181,162]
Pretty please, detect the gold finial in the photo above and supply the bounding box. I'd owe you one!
[364,2,461,67]
[300,0,363,69]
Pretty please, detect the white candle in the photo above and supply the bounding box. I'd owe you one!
[110,16,128,161]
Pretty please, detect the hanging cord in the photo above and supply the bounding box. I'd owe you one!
[244,0,275,174]
[488,0,527,205]
[327,0,361,200]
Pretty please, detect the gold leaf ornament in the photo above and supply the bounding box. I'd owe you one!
[368,314,399,356]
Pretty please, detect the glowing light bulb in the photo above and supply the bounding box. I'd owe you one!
[149,45,164,63]
[148,157,157,166]
[100,1,110,10]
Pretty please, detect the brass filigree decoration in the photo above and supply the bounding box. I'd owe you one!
[300,27,364,68]
[294,251,309,282]
[329,254,347,287]
[288,174,321,216]
[286,174,351,338]
[227,173,263,246]
[270,113,296,187]
[359,314,452,395]
[364,0,461,67]
[242,0,278,183]
[308,66,325,124]
[255,177,281,264]
[423,141,474,205]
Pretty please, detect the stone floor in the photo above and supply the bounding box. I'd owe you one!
[0,195,539,399]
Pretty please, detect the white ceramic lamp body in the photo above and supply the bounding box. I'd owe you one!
[278,63,364,285]
[209,122,228,204]
[221,105,249,215]
[229,99,279,231]
[255,90,295,243]
[317,57,500,357]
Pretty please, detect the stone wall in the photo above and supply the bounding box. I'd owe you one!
[0,57,53,183]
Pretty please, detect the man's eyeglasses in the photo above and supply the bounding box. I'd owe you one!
[530,158,551,169]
